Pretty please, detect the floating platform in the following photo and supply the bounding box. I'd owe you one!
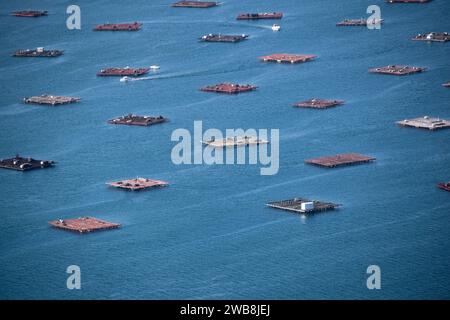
[437,182,450,192]
[93,22,141,31]
[49,217,120,234]
[108,114,167,126]
[386,0,431,3]
[13,47,63,57]
[412,32,450,42]
[369,65,426,76]
[336,18,383,26]
[11,10,48,17]
[294,98,344,109]
[0,155,55,171]
[171,1,218,8]
[443,82,450,88]
[202,136,268,148]
[237,13,283,20]
[267,197,341,214]
[200,83,257,94]
[260,53,316,64]
[23,95,80,106]
[200,34,248,42]
[396,116,450,130]
[97,67,150,77]
[107,178,168,191]
[305,153,376,168]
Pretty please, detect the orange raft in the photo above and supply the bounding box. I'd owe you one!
[49,217,120,233]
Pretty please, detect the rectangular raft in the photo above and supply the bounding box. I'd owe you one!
[49,217,120,233]
[305,153,376,168]
[267,197,341,214]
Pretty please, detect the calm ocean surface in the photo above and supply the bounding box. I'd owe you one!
[0,0,449,299]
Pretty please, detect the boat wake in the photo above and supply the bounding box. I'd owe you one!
[120,76,152,82]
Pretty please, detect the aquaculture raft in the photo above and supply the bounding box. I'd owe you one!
[107,114,167,126]
[369,65,426,76]
[93,22,141,31]
[0,155,55,171]
[23,95,80,106]
[49,217,120,233]
[412,32,450,42]
[171,1,218,8]
[236,13,283,20]
[386,0,431,3]
[13,48,63,57]
[260,54,316,64]
[437,182,450,192]
[200,34,248,43]
[294,98,344,109]
[336,18,383,26]
[396,116,450,130]
[97,67,150,77]
[305,153,376,168]
[107,178,168,191]
[267,198,341,214]
[200,83,257,94]
[202,136,268,148]
[11,10,48,17]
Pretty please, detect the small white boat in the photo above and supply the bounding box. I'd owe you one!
[120,76,131,82]
[271,24,281,31]
[150,65,160,70]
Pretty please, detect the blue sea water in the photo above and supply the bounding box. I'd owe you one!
[0,0,449,299]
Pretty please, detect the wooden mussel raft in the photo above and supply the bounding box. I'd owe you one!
[11,10,48,17]
[23,95,80,106]
[294,98,344,109]
[237,12,283,20]
[93,22,142,31]
[97,67,150,77]
[437,182,450,192]
[267,197,341,214]
[202,136,268,148]
[200,34,249,43]
[0,155,55,171]
[49,217,120,233]
[260,54,316,64]
[386,0,431,3]
[412,32,450,42]
[305,153,376,168]
[200,83,257,94]
[107,114,167,127]
[396,116,450,130]
[171,1,218,8]
[336,18,383,26]
[107,178,168,191]
[13,47,63,57]
[369,65,426,76]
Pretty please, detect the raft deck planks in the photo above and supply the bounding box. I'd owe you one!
[49,217,120,233]
[305,153,376,168]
